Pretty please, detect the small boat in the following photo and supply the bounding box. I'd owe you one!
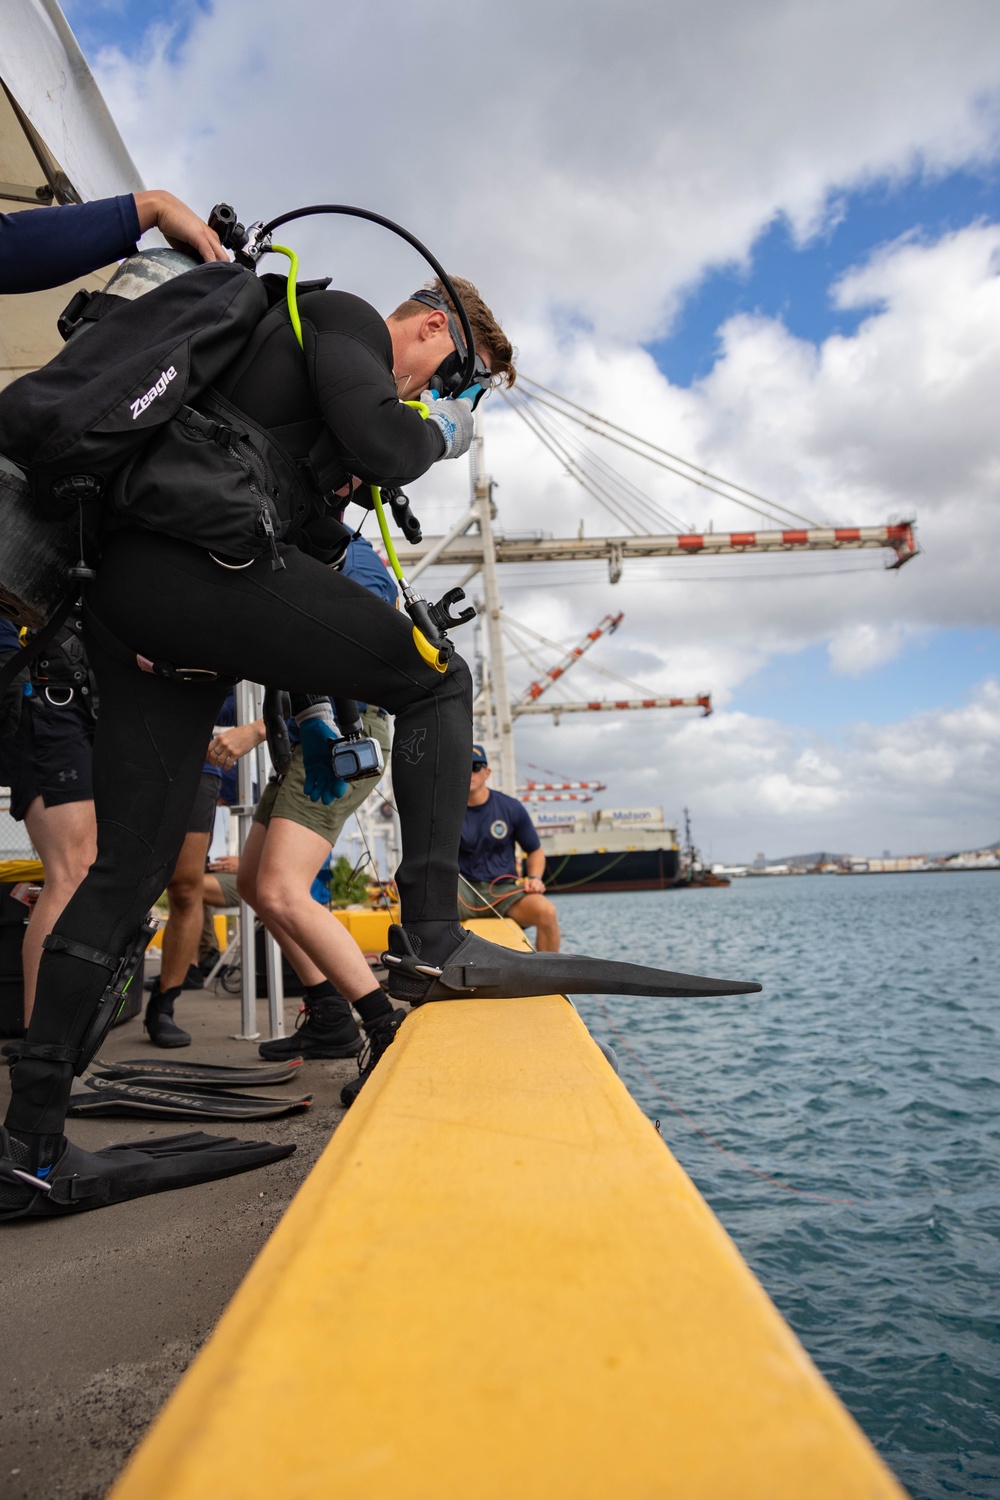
[676,808,731,888]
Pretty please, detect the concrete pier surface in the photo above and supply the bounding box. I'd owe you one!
[0,979,353,1500]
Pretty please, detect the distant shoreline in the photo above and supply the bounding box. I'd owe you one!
[737,865,1000,878]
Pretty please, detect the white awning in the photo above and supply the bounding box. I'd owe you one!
[1,0,142,205]
[0,0,144,387]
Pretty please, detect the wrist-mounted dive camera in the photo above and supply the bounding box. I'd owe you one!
[331,699,384,783]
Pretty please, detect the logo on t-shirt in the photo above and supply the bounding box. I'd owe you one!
[490,819,508,840]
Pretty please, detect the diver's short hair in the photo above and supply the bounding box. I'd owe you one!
[391,276,516,389]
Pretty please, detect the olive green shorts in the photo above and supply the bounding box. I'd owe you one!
[209,869,240,907]
[457,877,526,920]
[253,707,391,845]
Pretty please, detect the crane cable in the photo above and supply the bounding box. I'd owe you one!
[509,391,691,533]
[518,375,823,529]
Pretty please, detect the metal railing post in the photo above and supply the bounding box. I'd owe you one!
[232,679,260,1041]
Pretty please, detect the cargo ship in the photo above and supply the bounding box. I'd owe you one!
[535,805,681,893]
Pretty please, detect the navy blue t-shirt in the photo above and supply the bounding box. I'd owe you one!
[0,195,140,294]
[459,789,541,884]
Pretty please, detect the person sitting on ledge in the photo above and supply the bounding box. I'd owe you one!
[458,745,560,952]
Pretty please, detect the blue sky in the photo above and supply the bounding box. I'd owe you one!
[649,169,1000,386]
[643,162,1000,762]
[731,627,1000,734]
[64,0,206,59]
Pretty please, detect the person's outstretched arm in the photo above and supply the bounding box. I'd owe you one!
[0,190,226,294]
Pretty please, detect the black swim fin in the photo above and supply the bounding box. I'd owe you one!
[91,1057,304,1088]
[68,1076,312,1121]
[0,1126,294,1220]
[383,924,763,1004]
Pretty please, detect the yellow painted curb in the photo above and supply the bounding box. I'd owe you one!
[110,927,906,1499]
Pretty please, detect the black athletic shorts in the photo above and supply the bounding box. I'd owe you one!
[1,691,95,821]
[188,769,221,835]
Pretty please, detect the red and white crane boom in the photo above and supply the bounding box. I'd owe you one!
[516,612,623,705]
[403,521,918,579]
[514,695,712,719]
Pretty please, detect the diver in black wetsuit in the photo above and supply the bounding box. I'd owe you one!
[0,268,760,1220]
[0,275,512,1215]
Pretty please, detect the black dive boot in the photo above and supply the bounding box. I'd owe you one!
[340,1009,407,1110]
[382,924,763,1005]
[258,990,362,1062]
[144,986,191,1048]
[0,1124,294,1220]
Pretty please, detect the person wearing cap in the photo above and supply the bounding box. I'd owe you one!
[457,746,560,951]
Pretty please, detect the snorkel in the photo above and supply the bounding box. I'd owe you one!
[208,201,479,667]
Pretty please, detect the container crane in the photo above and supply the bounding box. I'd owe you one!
[517,612,623,705]
[405,522,917,581]
[400,369,921,789]
[506,608,712,724]
[516,694,712,722]
[519,778,607,806]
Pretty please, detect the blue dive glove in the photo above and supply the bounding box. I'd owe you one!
[299,717,349,805]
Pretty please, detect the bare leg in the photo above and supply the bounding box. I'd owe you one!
[236,825,326,988]
[252,818,375,1002]
[21,798,97,1024]
[160,830,212,989]
[508,893,561,952]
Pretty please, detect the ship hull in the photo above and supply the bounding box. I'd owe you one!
[545,847,681,894]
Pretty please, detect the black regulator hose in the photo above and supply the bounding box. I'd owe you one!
[254,205,477,393]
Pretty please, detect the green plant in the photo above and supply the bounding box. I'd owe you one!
[327,855,371,909]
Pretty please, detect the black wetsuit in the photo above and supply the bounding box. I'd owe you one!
[6,289,472,1139]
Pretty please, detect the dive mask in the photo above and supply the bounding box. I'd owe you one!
[409,288,496,410]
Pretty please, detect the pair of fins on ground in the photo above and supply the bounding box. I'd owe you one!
[0,923,762,1222]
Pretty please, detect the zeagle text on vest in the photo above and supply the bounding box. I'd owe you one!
[130,365,177,421]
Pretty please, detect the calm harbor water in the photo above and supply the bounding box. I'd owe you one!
[556,871,1000,1500]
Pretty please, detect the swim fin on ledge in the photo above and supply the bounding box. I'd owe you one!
[382,925,763,1005]
[0,1127,293,1220]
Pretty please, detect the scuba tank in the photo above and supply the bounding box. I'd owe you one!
[57,246,200,340]
[0,457,79,628]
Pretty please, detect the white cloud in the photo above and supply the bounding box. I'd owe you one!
[78,0,1000,853]
[513,680,1000,860]
[827,624,909,677]
[88,0,1000,339]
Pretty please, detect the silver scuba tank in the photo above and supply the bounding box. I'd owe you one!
[0,249,199,627]
[92,247,199,312]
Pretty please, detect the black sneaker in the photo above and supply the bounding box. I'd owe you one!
[340,1009,407,1109]
[258,996,363,1061]
[197,947,221,977]
[144,994,191,1048]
